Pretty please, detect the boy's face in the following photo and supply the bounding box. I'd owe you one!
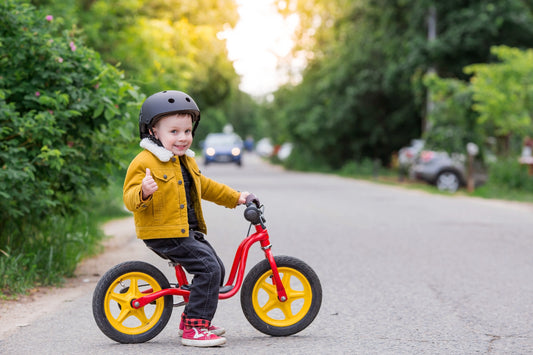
[152,113,193,156]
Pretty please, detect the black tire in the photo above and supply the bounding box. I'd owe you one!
[92,261,173,343]
[435,170,461,192]
[240,256,322,336]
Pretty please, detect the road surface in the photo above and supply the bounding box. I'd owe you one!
[1,153,532,354]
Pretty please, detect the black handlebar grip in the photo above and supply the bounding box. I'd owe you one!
[245,193,260,207]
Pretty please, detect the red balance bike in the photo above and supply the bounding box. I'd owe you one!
[92,195,322,343]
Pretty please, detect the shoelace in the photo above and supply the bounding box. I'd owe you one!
[199,328,215,336]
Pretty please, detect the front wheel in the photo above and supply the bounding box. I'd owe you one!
[241,256,322,336]
[92,261,173,343]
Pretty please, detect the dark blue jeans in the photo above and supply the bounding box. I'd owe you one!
[143,231,225,324]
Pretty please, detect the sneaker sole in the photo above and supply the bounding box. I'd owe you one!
[182,337,226,347]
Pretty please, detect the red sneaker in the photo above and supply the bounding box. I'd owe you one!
[179,320,225,336]
[181,327,226,347]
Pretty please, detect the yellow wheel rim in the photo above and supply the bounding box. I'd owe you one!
[103,272,165,335]
[251,267,313,327]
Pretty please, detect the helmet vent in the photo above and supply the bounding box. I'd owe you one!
[185,97,191,102]
[168,98,175,103]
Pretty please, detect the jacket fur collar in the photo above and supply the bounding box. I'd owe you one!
[140,138,195,162]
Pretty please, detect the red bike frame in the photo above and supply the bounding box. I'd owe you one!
[131,224,287,309]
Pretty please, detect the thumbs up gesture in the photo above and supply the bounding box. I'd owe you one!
[142,168,158,200]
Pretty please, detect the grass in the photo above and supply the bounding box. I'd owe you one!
[0,176,130,299]
[337,163,533,204]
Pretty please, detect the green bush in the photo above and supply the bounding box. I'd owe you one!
[0,0,143,296]
[486,158,533,191]
[0,0,143,249]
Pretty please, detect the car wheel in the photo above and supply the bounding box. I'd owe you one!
[435,171,460,192]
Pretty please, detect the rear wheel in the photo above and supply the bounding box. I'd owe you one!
[92,261,173,343]
[240,256,322,336]
[436,171,460,192]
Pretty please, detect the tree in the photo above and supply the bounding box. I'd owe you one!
[76,0,240,115]
[465,46,533,144]
[423,73,479,153]
[270,0,533,169]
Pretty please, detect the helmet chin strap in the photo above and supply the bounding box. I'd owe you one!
[148,127,164,147]
[192,119,200,137]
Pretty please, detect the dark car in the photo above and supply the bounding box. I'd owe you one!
[202,133,243,166]
[410,150,487,192]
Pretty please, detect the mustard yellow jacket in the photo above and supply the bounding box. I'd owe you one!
[123,138,241,239]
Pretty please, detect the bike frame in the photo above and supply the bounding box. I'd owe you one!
[131,224,287,309]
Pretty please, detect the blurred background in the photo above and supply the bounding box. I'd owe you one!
[2,0,533,295]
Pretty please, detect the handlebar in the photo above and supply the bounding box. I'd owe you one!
[243,193,265,226]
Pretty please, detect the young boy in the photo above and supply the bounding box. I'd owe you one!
[123,90,250,347]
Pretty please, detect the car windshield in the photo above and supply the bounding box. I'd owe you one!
[206,134,240,146]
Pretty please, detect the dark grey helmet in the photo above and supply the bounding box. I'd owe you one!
[139,90,200,139]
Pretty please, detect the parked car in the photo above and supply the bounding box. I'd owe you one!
[398,139,425,171]
[202,133,243,166]
[410,150,487,192]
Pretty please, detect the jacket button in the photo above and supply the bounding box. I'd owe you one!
[181,229,186,233]
[180,204,184,209]
[178,180,183,185]
[163,174,167,179]
[171,157,176,162]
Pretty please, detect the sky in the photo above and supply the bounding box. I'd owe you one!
[220,0,300,97]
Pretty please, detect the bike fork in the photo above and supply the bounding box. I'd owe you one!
[261,240,288,302]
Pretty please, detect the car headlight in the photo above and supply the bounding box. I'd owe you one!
[206,147,216,156]
[231,147,241,156]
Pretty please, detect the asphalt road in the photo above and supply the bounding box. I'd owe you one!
[1,153,533,354]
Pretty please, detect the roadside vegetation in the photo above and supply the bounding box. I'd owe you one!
[2,0,533,298]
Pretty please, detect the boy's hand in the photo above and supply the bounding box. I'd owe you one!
[238,191,250,205]
[142,168,158,200]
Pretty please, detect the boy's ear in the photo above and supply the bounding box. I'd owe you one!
[150,127,158,139]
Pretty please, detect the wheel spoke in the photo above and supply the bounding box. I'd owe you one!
[278,298,294,319]
[116,307,132,324]
[131,307,150,325]
[259,280,279,313]
[260,279,277,297]
[261,296,280,314]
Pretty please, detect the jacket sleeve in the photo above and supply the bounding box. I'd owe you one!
[187,157,240,208]
[200,174,241,208]
[123,155,152,212]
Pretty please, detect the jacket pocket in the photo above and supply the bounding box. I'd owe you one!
[150,169,176,222]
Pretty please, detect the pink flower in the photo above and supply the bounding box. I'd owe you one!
[35,91,40,97]
[94,83,100,89]
[45,15,53,22]
[57,57,63,63]
[69,41,76,52]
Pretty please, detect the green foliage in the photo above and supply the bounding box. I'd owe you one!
[465,46,533,138]
[485,157,533,192]
[0,0,143,249]
[338,158,382,178]
[76,0,240,120]
[423,73,481,153]
[272,0,533,170]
